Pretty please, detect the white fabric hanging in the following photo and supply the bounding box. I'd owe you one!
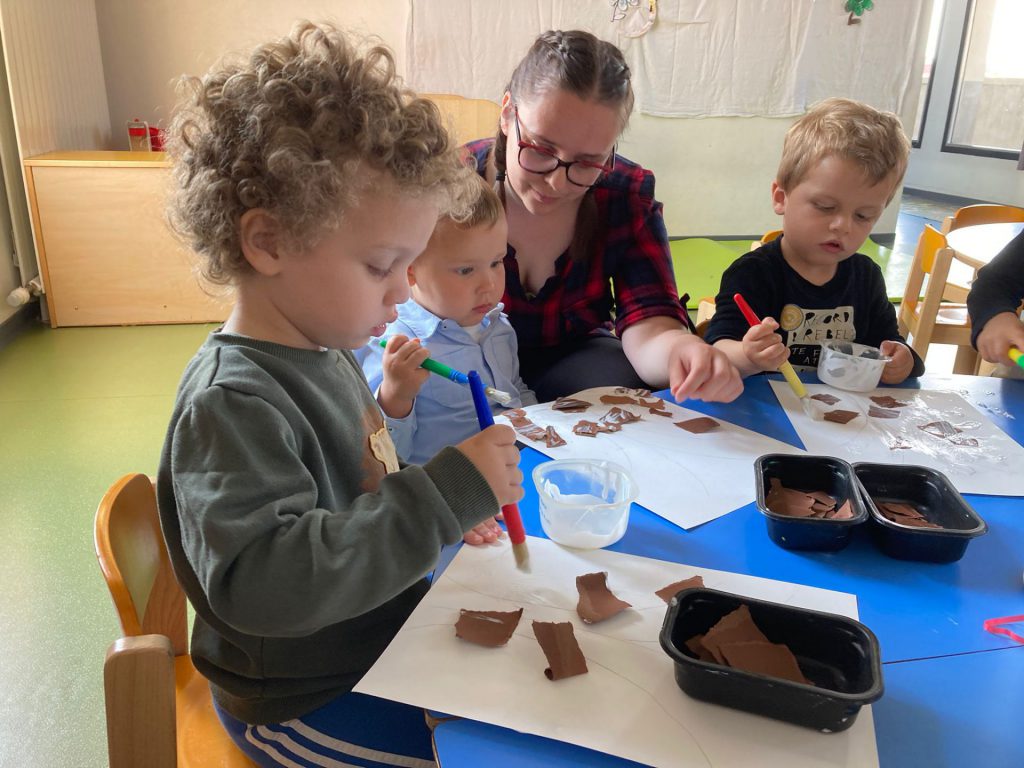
[407,0,925,118]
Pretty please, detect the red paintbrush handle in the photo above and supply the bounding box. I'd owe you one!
[501,503,526,545]
[733,293,762,328]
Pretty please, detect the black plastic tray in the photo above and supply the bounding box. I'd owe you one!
[754,454,867,551]
[853,462,987,563]
[660,588,883,732]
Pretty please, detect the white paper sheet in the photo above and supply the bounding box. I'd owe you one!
[769,382,1024,497]
[499,387,804,530]
[356,537,878,768]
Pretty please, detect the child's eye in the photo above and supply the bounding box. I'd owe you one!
[367,264,393,279]
[490,259,503,269]
[455,267,474,276]
[815,204,834,212]
[855,213,871,222]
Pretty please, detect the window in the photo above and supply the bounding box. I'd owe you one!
[911,0,945,147]
[944,0,1024,159]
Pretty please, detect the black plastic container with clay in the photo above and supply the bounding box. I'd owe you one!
[660,588,884,732]
[853,462,987,563]
[754,453,868,551]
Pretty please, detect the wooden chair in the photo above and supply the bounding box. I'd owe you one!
[422,93,501,144]
[750,228,783,251]
[95,473,255,768]
[941,203,1024,234]
[897,224,978,374]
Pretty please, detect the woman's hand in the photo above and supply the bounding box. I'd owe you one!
[622,317,743,403]
[666,334,744,402]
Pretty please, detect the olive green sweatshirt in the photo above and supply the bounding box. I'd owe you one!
[157,333,497,724]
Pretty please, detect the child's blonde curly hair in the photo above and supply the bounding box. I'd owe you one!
[167,21,477,285]
[777,97,910,202]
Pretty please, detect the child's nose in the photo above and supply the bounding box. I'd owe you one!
[387,274,410,305]
[830,213,851,233]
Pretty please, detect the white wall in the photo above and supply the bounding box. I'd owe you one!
[94,0,926,237]
[0,0,111,299]
[904,0,1024,205]
[95,0,406,144]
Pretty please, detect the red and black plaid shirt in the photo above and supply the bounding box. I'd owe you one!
[467,139,688,351]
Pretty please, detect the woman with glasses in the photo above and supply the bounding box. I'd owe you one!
[465,30,741,403]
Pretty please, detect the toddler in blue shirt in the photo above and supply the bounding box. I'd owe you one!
[360,177,535,543]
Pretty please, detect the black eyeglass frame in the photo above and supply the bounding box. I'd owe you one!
[512,106,616,188]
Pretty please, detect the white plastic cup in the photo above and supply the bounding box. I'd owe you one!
[532,459,638,549]
[817,341,891,392]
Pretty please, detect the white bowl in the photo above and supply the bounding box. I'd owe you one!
[532,459,637,549]
[817,341,891,392]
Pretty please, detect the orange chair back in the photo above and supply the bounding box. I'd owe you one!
[422,93,501,144]
[760,229,783,244]
[917,223,948,275]
[95,474,187,655]
[948,204,1024,231]
[96,474,255,768]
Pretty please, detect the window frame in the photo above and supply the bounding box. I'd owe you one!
[941,0,1024,160]
[911,0,945,148]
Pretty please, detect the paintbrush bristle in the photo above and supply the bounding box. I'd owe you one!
[512,541,530,571]
[487,388,514,406]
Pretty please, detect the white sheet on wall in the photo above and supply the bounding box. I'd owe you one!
[407,0,926,118]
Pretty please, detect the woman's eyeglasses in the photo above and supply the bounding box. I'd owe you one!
[513,107,615,188]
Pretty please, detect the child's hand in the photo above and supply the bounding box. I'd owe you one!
[741,318,789,372]
[463,516,504,545]
[880,340,914,384]
[377,336,430,418]
[457,424,524,508]
[976,311,1024,365]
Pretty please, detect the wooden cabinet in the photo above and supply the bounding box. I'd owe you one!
[24,151,230,327]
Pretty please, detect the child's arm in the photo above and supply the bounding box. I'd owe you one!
[377,336,429,418]
[712,318,790,378]
[879,340,916,384]
[163,389,521,636]
[968,231,1024,363]
[863,260,925,383]
[515,376,538,406]
[975,312,1024,365]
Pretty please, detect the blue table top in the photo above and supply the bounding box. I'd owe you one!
[431,372,1024,767]
[434,646,1024,768]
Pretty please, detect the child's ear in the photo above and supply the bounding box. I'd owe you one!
[770,181,787,216]
[239,209,284,276]
[406,263,418,287]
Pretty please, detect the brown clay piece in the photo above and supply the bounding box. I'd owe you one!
[576,571,632,624]
[454,608,524,647]
[532,620,588,680]
[674,416,720,434]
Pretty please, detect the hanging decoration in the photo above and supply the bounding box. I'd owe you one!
[846,0,874,25]
[610,0,657,38]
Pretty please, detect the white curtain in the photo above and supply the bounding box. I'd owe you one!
[407,0,926,118]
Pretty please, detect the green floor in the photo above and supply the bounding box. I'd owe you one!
[0,322,216,768]
[672,237,907,309]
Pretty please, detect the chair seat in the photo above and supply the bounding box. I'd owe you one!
[935,306,969,325]
[175,656,255,767]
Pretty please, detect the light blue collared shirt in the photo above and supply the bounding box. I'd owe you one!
[357,301,536,464]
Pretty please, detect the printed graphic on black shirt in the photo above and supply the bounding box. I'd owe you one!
[779,303,856,367]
